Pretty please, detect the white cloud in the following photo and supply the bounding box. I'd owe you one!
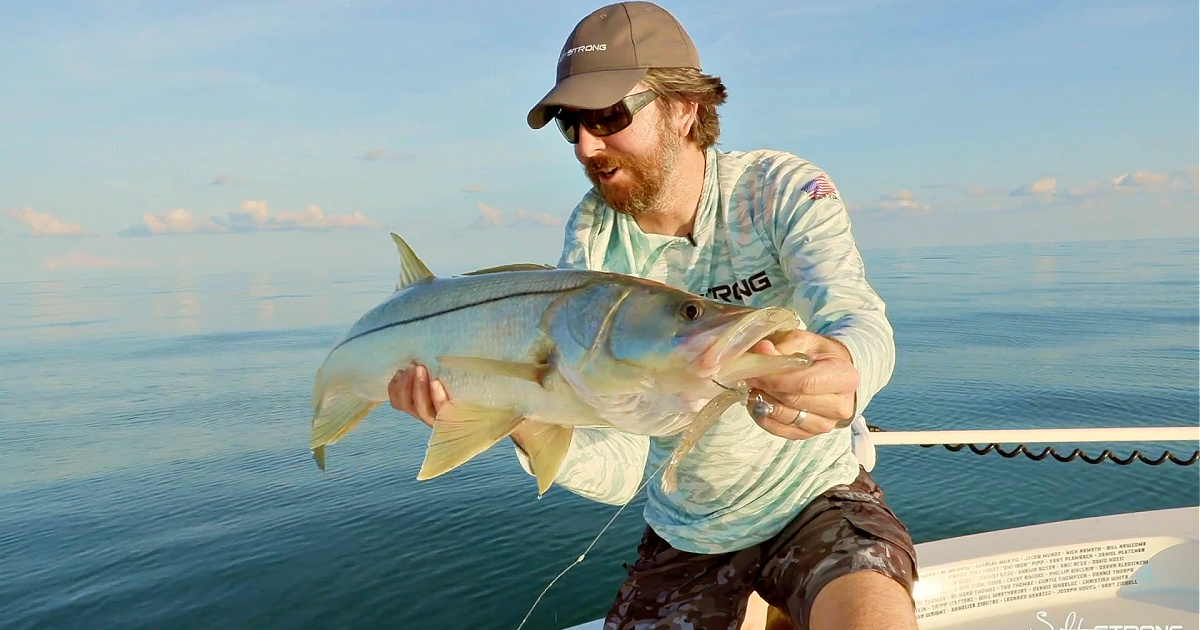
[965,184,1003,197]
[122,201,378,236]
[360,148,414,162]
[209,173,252,186]
[1111,169,1196,192]
[472,203,562,228]
[881,190,914,202]
[1182,166,1199,187]
[464,184,488,194]
[1113,171,1170,187]
[121,208,228,236]
[8,207,86,237]
[474,203,503,226]
[271,204,377,230]
[1063,168,1196,200]
[993,166,1198,216]
[1009,177,1058,197]
[852,190,934,218]
[517,208,562,226]
[228,200,272,230]
[224,200,379,232]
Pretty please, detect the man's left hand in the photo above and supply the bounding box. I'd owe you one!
[744,330,859,440]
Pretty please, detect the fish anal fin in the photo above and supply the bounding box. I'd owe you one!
[309,386,379,469]
[417,403,525,481]
[436,355,550,386]
[390,232,436,291]
[511,421,573,495]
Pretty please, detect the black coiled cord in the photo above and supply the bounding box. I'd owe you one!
[864,425,1199,466]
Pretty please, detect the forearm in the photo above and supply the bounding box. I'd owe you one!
[775,178,895,415]
[790,272,896,416]
[824,310,895,416]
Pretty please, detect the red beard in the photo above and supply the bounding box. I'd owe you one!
[582,121,681,216]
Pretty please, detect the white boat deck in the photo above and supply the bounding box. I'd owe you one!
[906,506,1197,629]
[564,506,1199,630]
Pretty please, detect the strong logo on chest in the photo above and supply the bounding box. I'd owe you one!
[703,271,772,303]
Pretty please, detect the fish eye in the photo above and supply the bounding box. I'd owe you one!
[679,300,704,321]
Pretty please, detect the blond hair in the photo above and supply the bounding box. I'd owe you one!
[641,67,728,149]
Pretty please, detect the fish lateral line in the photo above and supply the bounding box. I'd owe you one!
[330,287,577,352]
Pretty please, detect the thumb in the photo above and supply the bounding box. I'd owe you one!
[750,339,782,356]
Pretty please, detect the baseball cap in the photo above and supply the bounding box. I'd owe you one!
[527,2,701,129]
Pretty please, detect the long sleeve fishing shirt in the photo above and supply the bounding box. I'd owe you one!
[519,147,895,554]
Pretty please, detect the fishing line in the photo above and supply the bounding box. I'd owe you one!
[514,452,672,630]
[514,379,743,629]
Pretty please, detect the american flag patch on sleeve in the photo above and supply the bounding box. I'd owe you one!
[800,175,839,200]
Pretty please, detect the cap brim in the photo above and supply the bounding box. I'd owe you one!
[527,68,649,129]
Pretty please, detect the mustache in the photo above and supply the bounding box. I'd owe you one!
[584,155,628,178]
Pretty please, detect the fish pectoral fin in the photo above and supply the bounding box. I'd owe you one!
[511,421,574,496]
[309,386,379,469]
[436,356,549,386]
[417,403,525,481]
[391,232,436,291]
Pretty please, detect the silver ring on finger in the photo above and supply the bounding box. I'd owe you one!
[792,408,809,428]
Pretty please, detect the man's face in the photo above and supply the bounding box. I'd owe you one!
[572,86,683,216]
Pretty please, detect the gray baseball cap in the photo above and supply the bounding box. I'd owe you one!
[527,2,701,129]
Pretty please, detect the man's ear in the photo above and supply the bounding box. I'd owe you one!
[679,100,699,138]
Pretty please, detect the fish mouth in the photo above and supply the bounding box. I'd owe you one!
[690,307,801,377]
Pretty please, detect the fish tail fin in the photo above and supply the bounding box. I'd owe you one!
[309,375,379,469]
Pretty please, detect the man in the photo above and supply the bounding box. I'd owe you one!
[390,3,919,629]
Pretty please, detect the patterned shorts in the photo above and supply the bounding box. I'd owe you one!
[602,467,917,630]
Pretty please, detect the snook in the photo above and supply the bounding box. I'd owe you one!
[309,234,809,494]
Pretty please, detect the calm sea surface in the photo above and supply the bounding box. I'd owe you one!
[1,237,1197,630]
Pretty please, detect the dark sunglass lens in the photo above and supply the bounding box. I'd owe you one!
[555,114,578,144]
[582,103,632,137]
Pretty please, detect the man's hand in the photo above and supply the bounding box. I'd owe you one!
[744,330,859,440]
[388,363,449,427]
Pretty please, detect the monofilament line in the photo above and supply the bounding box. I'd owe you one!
[514,456,671,630]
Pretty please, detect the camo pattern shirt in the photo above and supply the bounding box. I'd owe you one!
[521,148,894,554]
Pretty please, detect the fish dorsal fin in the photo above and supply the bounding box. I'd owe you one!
[460,263,556,276]
[390,232,435,291]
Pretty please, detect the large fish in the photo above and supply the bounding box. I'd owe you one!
[309,233,810,494]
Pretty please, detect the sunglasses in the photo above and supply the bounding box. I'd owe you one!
[553,91,659,144]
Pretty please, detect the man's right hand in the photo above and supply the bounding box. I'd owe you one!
[388,363,449,427]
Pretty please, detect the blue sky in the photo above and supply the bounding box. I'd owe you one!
[2,0,1196,281]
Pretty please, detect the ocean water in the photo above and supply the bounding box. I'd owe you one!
[1,237,1196,630]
